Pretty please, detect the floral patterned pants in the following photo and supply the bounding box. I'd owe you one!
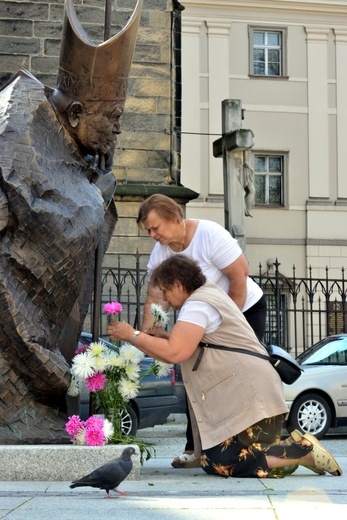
[201,414,313,478]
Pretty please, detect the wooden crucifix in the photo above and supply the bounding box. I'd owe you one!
[213,99,254,252]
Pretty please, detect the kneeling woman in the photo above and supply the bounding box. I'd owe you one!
[107,255,342,478]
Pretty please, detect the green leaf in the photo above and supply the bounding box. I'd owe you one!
[109,434,156,465]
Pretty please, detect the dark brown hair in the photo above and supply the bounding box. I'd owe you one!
[151,255,206,294]
[137,194,183,227]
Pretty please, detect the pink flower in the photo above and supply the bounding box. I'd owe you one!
[75,344,90,356]
[85,425,105,446]
[103,301,123,315]
[85,372,107,392]
[85,416,104,429]
[66,415,85,437]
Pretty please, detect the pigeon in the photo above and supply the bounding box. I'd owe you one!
[70,447,136,498]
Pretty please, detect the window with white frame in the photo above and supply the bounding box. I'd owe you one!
[249,27,287,77]
[254,154,285,206]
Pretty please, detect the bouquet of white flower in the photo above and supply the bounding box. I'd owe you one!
[67,301,172,442]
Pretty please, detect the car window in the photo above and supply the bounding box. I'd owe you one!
[299,336,347,365]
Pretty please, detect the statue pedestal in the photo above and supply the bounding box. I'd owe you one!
[0,444,140,481]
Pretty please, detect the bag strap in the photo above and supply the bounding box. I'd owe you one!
[192,341,271,371]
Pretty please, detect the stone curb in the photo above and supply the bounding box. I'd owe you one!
[0,444,140,481]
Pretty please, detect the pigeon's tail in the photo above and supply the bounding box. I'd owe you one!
[70,481,92,489]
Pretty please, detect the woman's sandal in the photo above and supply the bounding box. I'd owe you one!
[284,429,303,445]
[301,433,343,476]
[284,430,325,475]
[171,452,201,468]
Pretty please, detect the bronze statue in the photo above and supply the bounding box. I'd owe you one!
[0,0,142,443]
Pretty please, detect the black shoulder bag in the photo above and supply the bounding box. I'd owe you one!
[192,342,302,385]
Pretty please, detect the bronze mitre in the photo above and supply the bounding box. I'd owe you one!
[56,0,142,103]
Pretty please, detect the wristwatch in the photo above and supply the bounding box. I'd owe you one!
[130,330,141,345]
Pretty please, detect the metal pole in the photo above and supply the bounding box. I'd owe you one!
[92,245,103,341]
[89,244,102,416]
[104,0,112,40]
[90,0,112,414]
[92,0,112,342]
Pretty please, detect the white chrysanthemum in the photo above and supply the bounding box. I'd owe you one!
[74,428,86,445]
[120,344,145,364]
[89,342,105,356]
[93,354,110,372]
[118,377,140,400]
[67,375,81,397]
[150,303,169,327]
[103,419,114,440]
[155,362,173,378]
[108,352,125,367]
[125,363,141,381]
[71,351,96,380]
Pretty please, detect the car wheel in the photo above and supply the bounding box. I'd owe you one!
[287,393,332,439]
[121,405,138,436]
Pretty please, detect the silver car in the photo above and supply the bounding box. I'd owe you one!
[284,334,347,439]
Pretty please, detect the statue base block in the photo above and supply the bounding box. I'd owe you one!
[0,444,140,481]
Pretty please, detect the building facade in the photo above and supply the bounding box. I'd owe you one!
[181,0,347,281]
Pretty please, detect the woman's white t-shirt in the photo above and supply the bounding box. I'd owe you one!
[177,300,221,333]
[147,219,262,312]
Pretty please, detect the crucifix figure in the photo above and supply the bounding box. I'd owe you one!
[213,99,255,252]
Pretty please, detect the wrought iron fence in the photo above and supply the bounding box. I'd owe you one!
[85,254,347,357]
[255,259,347,356]
[84,252,149,337]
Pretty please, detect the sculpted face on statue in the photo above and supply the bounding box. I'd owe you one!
[48,88,123,164]
[68,101,123,163]
[75,103,122,155]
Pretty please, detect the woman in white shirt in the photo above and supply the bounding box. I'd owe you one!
[137,194,266,468]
